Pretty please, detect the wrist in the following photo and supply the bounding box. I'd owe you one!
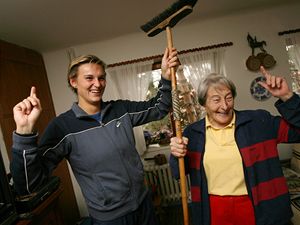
[280,92,294,102]
[161,68,167,76]
[161,71,171,81]
[16,126,35,135]
[15,131,36,137]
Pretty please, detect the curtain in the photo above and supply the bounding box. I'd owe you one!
[282,33,300,93]
[106,61,153,155]
[178,48,226,91]
[284,34,300,70]
[104,47,227,155]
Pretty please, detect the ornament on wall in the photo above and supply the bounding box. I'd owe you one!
[246,33,276,71]
[250,76,271,101]
[176,66,204,129]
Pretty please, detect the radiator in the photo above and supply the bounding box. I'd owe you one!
[144,163,191,205]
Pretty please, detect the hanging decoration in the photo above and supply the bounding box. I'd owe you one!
[246,33,276,71]
[250,76,272,101]
[176,66,203,129]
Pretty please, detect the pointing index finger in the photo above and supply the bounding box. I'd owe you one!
[260,66,272,86]
[30,86,36,98]
[260,66,266,75]
[260,66,270,78]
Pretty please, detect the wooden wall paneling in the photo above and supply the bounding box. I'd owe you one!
[0,40,80,225]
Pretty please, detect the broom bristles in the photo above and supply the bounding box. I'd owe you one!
[141,0,198,37]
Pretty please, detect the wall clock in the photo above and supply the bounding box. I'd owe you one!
[250,76,271,101]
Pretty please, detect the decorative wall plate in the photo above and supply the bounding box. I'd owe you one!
[246,55,261,71]
[246,53,276,72]
[256,52,276,69]
[250,76,271,101]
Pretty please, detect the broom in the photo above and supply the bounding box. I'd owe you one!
[141,1,198,225]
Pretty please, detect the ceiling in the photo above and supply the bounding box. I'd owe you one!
[0,0,298,52]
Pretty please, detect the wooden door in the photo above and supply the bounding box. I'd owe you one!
[0,40,80,225]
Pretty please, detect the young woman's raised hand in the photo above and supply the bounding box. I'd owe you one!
[13,86,42,134]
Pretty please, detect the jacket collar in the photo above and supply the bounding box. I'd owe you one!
[71,101,112,118]
[234,110,253,127]
[190,110,252,133]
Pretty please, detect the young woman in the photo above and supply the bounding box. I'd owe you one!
[11,48,179,225]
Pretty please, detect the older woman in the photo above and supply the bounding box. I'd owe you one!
[170,66,300,225]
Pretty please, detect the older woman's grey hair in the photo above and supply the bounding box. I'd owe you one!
[197,73,237,106]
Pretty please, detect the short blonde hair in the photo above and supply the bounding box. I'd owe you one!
[67,55,106,93]
[197,73,237,106]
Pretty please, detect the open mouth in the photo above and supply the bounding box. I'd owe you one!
[90,90,101,94]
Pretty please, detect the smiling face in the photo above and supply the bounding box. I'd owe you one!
[204,84,234,128]
[70,63,106,114]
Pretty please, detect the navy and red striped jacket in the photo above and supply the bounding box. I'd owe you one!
[170,93,300,225]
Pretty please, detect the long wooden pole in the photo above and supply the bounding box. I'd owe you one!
[166,26,189,225]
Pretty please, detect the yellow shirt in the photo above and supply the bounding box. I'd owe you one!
[204,113,248,195]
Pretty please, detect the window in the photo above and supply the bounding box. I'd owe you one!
[282,33,300,94]
[107,43,230,152]
[285,41,300,94]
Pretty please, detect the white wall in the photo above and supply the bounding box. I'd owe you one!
[42,2,300,217]
[44,3,300,114]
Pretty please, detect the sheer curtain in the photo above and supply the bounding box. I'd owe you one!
[106,61,153,155]
[179,48,226,91]
[104,47,227,155]
[284,33,300,70]
[282,32,300,93]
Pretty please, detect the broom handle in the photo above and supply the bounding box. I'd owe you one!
[166,26,189,225]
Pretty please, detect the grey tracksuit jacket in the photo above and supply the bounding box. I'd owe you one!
[11,77,171,221]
